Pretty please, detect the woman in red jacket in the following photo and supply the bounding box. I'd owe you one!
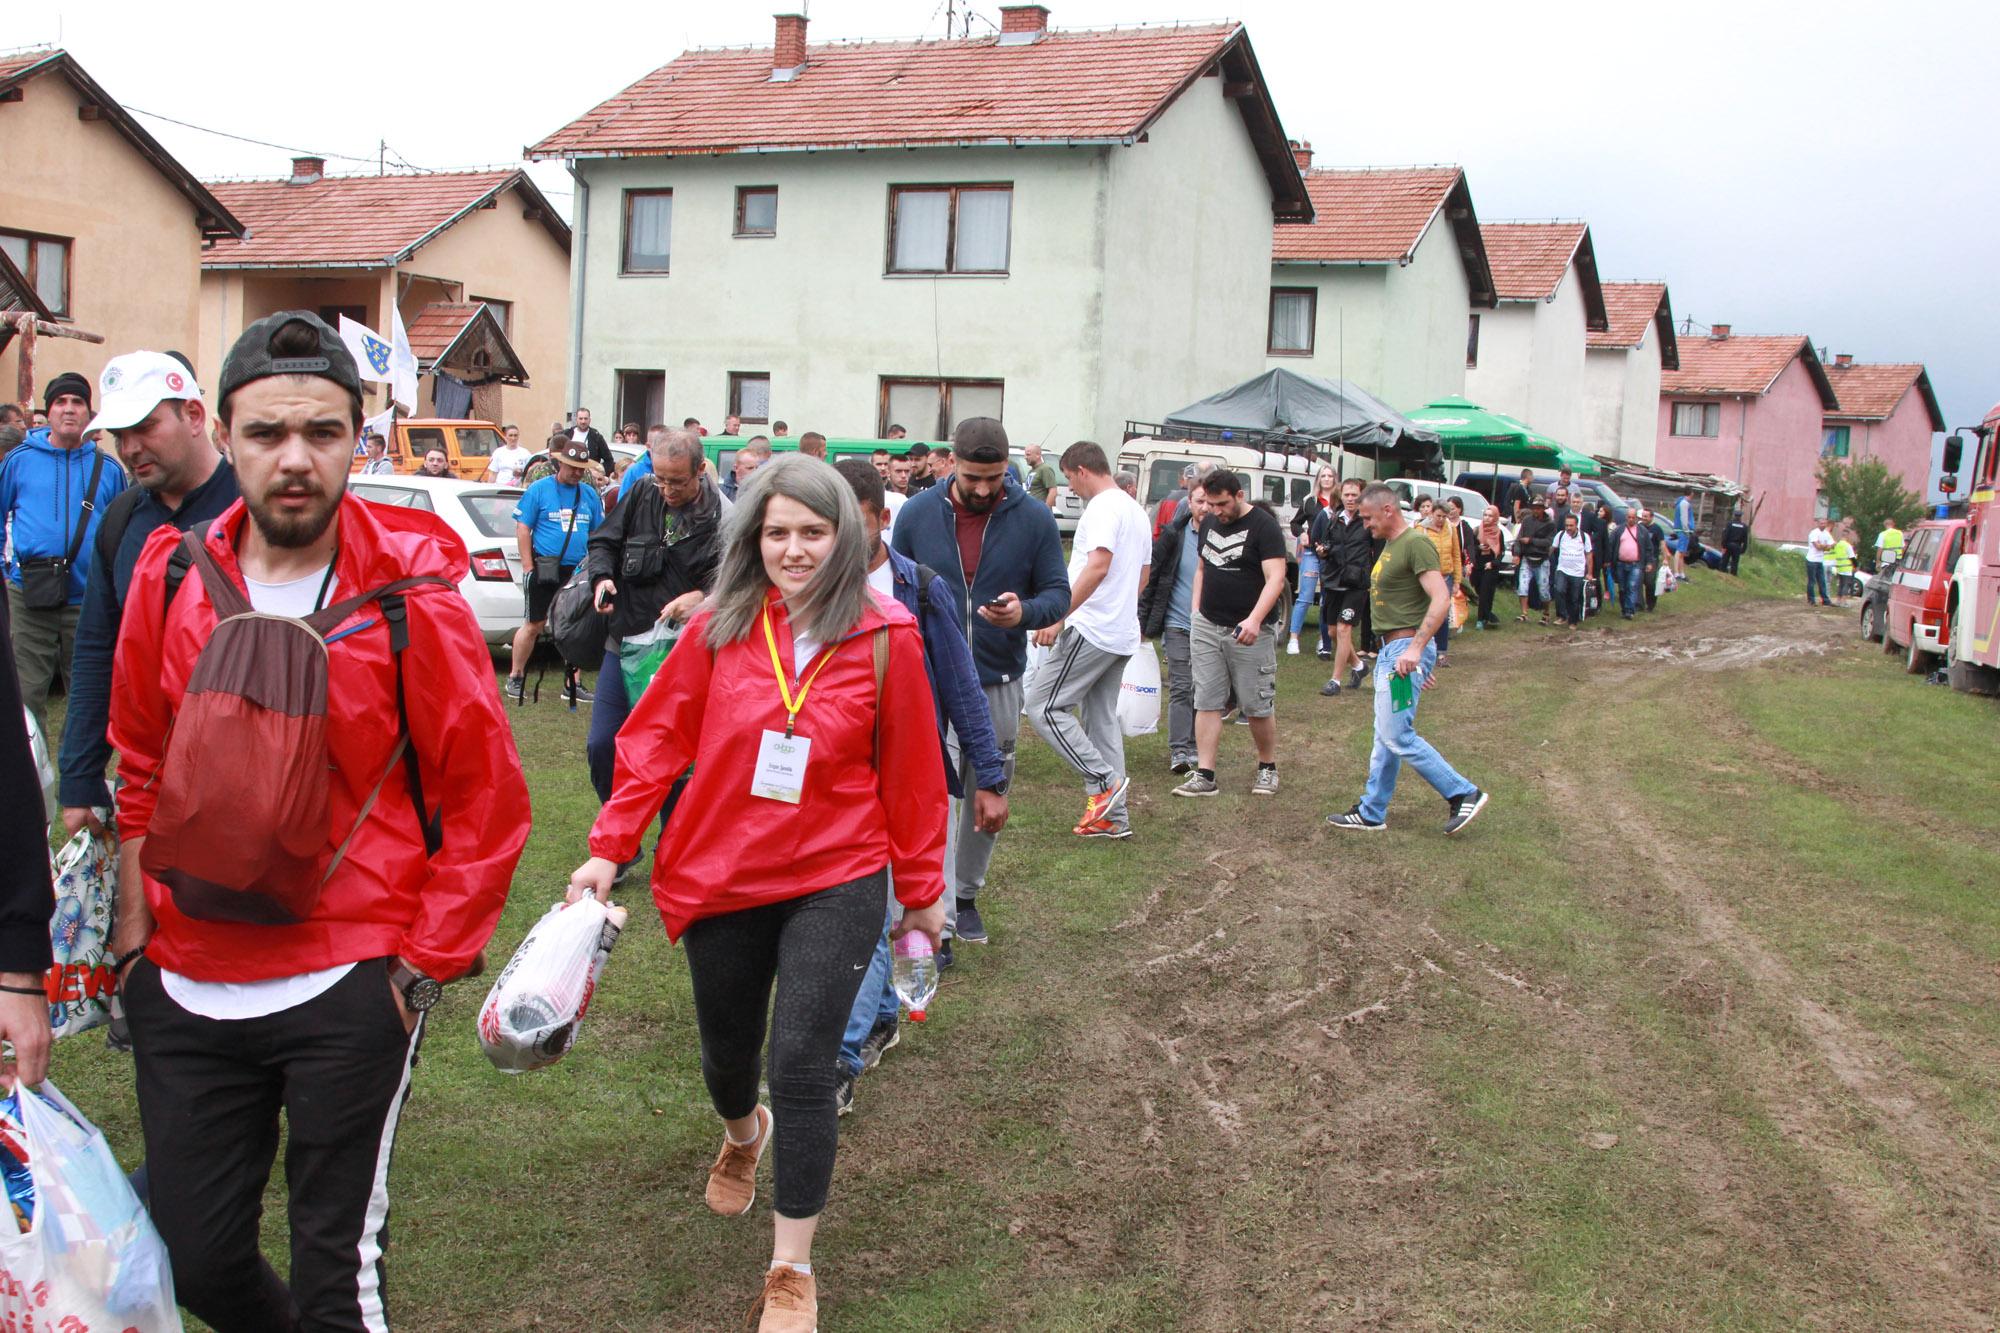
[571,454,946,1332]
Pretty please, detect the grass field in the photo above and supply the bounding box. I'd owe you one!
[43,542,2000,1330]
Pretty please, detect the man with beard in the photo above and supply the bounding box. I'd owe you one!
[58,351,239,847]
[106,311,528,1332]
[891,418,1068,960]
[568,405,615,473]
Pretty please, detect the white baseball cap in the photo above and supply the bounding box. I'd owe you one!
[87,351,203,434]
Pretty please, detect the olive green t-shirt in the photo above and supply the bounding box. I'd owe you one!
[1028,461,1063,503]
[1370,526,1441,634]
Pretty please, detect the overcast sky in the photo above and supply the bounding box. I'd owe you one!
[11,0,1997,449]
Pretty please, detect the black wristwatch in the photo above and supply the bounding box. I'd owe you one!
[979,780,1010,797]
[388,959,443,1013]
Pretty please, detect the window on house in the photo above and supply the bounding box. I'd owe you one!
[1466,313,1481,368]
[0,230,71,317]
[887,185,1012,274]
[1822,425,1851,459]
[1267,288,1315,355]
[729,372,771,424]
[616,370,665,432]
[621,191,672,274]
[735,187,778,237]
[317,305,367,330]
[879,377,1004,438]
[1671,402,1721,437]
[469,295,513,336]
[1814,495,1844,523]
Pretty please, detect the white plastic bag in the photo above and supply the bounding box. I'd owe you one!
[1019,640,1050,715]
[47,827,117,1043]
[478,899,629,1073]
[24,708,54,828]
[1655,563,1671,598]
[1118,647,1162,736]
[0,1082,180,1331]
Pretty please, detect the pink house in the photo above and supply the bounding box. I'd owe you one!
[1657,327,1837,542]
[1820,357,1946,500]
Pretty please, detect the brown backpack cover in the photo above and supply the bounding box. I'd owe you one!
[140,533,450,925]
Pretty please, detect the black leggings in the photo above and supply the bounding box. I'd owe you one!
[1473,566,1499,623]
[681,870,886,1218]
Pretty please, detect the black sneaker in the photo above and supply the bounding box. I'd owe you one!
[1319,678,1343,697]
[834,1069,855,1117]
[1170,756,1196,775]
[613,852,647,885]
[938,938,955,970]
[1326,805,1385,832]
[955,900,988,944]
[859,1018,900,1070]
[1316,645,1332,661]
[1349,663,1369,690]
[1444,788,1489,836]
[505,675,526,704]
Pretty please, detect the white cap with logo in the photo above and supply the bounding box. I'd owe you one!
[87,351,202,434]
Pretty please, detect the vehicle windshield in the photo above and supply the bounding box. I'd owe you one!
[456,428,500,458]
[351,485,436,513]
[460,491,520,538]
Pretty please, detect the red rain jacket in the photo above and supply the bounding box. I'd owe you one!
[111,495,529,982]
[589,589,946,940]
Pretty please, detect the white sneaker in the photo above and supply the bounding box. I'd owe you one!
[1286,635,1300,656]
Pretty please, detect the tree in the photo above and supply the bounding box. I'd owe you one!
[1816,457,1927,570]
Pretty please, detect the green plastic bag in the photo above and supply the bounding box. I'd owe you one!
[618,621,680,700]
[1389,667,1416,713]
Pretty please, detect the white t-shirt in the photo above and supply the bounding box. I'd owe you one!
[489,443,533,485]
[866,555,895,602]
[160,562,361,1022]
[882,489,905,541]
[1553,530,1593,577]
[1066,486,1151,656]
[1806,526,1832,563]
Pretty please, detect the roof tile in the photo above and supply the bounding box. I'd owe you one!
[1822,362,1928,421]
[1588,282,1666,349]
[201,170,520,268]
[1272,167,1462,263]
[1480,222,1588,300]
[1662,334,1814,397]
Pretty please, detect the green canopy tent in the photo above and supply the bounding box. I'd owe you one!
[1402,396,1601,480]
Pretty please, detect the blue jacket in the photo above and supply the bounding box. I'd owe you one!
[56,461,239,809]
[889,475,1069,687]
[883,545,1005,798]
[0,431,128,602]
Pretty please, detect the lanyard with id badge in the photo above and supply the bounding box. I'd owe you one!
[750,607,889,804]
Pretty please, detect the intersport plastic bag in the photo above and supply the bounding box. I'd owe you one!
[0,1083,180,1331]
[1118,647,1161,737]
[478,899,629,1073]
[1019,640,1050,715]
[617,621,680,701]
[47,827,117,1043]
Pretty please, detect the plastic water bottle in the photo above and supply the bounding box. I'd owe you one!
[892,933,938,1021]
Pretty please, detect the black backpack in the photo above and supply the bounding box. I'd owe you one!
[549,563,608,671]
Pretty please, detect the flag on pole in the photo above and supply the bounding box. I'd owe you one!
[388,302,420,412]
[337,314,396,385]
[359,402,398,458]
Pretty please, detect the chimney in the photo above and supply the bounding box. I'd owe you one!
[1710,323,1731,340]
[1834,353,1853,368]
[1000,5,1051,34]
[772,13,807,78]
[1290,139,1313,172]
[289,156,325,185]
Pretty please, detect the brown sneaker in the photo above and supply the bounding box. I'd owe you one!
[705,1105,771,1216]
[749,1265,817,1332]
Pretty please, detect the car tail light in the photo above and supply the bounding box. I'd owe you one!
[471,549,513,582]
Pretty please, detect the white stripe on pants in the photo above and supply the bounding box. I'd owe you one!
[1025,625,1130,827]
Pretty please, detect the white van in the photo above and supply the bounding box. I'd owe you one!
[1114,439,1371,538]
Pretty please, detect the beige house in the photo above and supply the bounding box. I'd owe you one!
[1582,281,1678,465]
[198,164,572,434]
[1267,154,1494,413]
[1462,221,1608,447]
[0,48,243,404]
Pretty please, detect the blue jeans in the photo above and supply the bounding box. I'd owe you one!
[1554,571,1585,624]
[1806,562,1831,605]
[587,645,685,830]
[1436,576,1454,654]
[1288,554,1326,647]
[1358,637,1476,824]
[839,893,900,1077]
[1615,563,1642,614]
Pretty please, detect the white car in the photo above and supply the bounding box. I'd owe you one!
[348,474,527,648]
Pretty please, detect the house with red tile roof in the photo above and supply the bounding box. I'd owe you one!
[1461,221,1608,449]
[527,6,1309,446]
[1657,326,1839,542]
[1821,356,1946,501]
[1582,281,1678,465]
[198,164,571,435]
[0,48,244,404]
[1265,153,1494,415]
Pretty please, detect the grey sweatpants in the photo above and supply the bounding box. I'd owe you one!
[1162,627,1195,765]
[943,678,1021,936]
[7,584,79,739]
[1026,625,1130,830]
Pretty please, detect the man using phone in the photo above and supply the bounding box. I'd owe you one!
[1174,471,1287,798]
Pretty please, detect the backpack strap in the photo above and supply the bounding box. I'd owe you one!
[180,529,251,620]
[161,520,211,627]
[870,627,888,770]
[94,485,147,583]
[913,563,938,618]
[379,590,445,858]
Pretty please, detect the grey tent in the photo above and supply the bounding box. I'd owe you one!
[1160,369,1443,474]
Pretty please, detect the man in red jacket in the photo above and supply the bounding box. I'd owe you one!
[108,311,530,1332]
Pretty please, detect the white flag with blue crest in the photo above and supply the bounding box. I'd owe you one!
[337,314,395,385]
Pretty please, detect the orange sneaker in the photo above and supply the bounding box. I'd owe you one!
[1076,817,1132,839]
[705,1105,770,1216]
[750,1264,818,1332]
[1072,776,1131,832]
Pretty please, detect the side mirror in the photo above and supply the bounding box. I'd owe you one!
[1939,473,1959,495]
[1942,437,1963,475]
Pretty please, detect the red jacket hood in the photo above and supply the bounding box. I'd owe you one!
[195,493,469,591]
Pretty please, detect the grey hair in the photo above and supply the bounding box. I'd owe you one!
[650,426,703,471]
[1358,482,1399,509]
[704,454,871,646]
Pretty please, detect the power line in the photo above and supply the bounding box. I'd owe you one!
[125,104,377,164]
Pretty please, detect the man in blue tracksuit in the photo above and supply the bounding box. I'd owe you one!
[0,372,128,731]
[890,418,1068,955]
[831,459,1007,1112]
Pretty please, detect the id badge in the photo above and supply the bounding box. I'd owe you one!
[752,729,811,804]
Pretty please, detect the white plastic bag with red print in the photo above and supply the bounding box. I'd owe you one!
[0,1082,180,1332]
[477,898,629,1074]
[46,827,118,1044]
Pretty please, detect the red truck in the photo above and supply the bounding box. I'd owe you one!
[1940,401,2000,692]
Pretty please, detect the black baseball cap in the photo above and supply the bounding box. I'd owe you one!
[218,310,362,406]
